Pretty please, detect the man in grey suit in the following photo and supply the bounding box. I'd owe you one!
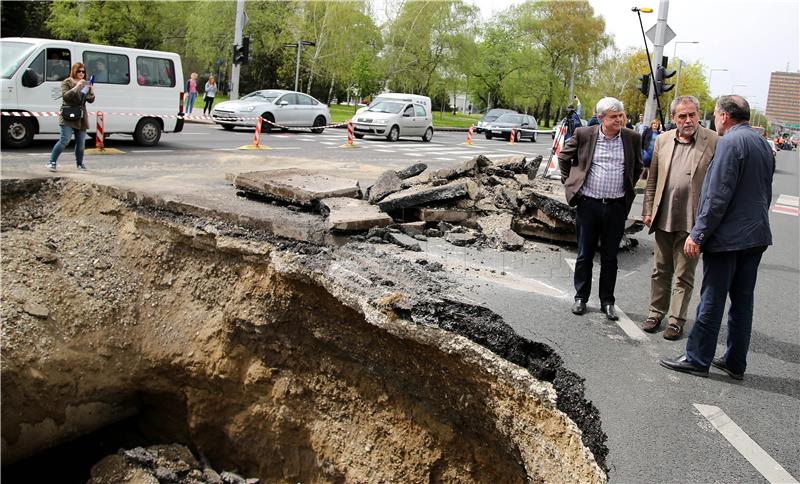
[558,97,643,320]
[641,96,719,340]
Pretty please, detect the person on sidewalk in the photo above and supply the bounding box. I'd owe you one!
[47,62,95,172]
[185,72,198,114]
[203,75,217,116]
[641,96,718,340]
[660,95,774,378]
[558,97,643,320]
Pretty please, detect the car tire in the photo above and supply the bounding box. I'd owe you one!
[134,118,162,146]
[221,124,235,131]
[260,113,275,133]
[311,115,326,134]
[422,127,433,142]
[386,125,400,142]
[2,116,35,149]
[354,133,364,139]
[531,131,537,143]
[513,130,520,143]
[485,133,493,140]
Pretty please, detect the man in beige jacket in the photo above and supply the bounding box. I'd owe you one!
[641,96,718,339]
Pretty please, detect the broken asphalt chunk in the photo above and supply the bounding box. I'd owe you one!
[319,198,393,232]
[233,169,361,207]
[377,180,472,212]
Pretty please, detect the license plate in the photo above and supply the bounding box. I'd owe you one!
[493,130,503,134]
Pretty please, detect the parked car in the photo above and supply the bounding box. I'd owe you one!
[211,89,330,133]
[475,108,517,133]
[351,98,434,142]
[484,113,539,142]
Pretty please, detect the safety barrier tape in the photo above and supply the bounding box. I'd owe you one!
[1,110,348,132]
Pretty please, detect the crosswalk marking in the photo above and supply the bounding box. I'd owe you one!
[694,404,799,484]
[772,204,800,216]
[776,194,799,206]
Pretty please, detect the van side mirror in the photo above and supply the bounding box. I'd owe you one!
[21,68,43,88]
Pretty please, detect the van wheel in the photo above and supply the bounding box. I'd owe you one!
[261,113,274,133]
[386,125,400,142]
[134,118,162,146]
[422,127,434,142]
[2,117,34,148]
[311,116,326,134]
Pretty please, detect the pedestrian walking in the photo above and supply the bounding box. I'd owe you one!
[634,114,646,134]
[660,95,774,378]
[558,97,643,320]
[203,75,217,116]
[641,96,718,340]
[185,72,198,114]
[640,118,662,179]
[47,62,95,172]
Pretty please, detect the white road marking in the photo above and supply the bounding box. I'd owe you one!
[212,148,237,151]
[564,257,576,272]
[772,204,800,216]
[776,194,799,206]
[131,150,173,153]
[693,404,799,484]
[611,306,650,342]
[373,149,395,153]
[271,147,301,150]
[319,141,337,145]
[434,157,454,161]
[404,153,424,157]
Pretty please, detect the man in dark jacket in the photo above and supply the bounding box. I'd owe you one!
[660,95,774,379]
[558,97,643,320]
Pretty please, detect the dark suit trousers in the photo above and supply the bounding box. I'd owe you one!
[574,197,626,304]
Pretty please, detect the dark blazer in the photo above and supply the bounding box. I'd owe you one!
[557,125,643,214]
[690,123,773,252]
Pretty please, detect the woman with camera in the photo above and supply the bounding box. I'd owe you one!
[47,62,95,172]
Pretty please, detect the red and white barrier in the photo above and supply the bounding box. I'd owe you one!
[544,124,566,178]
[509,128,516,144]
[95,111,105,149]
[465,125,474,145]
[253,116,263,147]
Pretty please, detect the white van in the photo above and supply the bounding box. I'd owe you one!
[1,37,185,148]
[351,93,434,142]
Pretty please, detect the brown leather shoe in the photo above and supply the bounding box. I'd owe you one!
[663,322,684,340]
[642,316,661,333]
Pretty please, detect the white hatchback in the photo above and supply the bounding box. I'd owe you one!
[352,100,434,142]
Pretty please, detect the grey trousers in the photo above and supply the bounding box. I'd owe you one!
[649,229,699,326]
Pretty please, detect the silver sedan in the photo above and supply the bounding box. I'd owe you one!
[211,89,331,133]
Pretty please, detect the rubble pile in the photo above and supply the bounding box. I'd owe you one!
[231,154,630,251]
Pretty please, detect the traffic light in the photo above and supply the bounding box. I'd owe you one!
[233,36,250,65]
[655,65,676,96]
[638,74,651,97]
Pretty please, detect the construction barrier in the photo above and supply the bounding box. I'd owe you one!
[238,116,271,150]
[543,124,566,178]
[84,111,124,155]
[509,128,516,144]
[464,125,475,145]
[339,120,359,148]
[95,111,104,149]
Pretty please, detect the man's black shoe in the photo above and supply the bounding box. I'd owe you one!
[571,300,587,315]
[659,355,709,377]
[601,304,618,321]
[711,357,744,380]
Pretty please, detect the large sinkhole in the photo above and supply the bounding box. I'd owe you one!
[1,179,607,482]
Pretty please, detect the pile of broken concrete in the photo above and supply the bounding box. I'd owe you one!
[229,155,640,251]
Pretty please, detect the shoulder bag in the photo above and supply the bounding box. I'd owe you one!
[61,105,83,121]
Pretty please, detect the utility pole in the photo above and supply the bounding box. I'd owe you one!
[568,55,577,103]
[644,0,670,125]
[282,40,316,92]
[230,0,244,100]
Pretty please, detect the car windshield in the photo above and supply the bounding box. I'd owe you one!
[241,90,281,102]
[1,41,35,79]
[495,114,523,124]
[368,101,404,114]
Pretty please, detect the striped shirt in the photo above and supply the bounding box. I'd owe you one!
[580,128,625,199]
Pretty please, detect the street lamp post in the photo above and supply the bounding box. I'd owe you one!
[672,40,699,102]
[702,68,728,125]
[632,6,665,126]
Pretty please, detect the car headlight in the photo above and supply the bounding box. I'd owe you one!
[241,106,256,112]
[373,119,387,125]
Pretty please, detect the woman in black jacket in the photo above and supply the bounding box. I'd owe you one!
[47,62,95,172]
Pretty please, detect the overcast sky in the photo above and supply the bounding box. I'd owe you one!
[472,0,800,111]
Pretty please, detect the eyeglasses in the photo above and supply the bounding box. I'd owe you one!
[77,70,86,73]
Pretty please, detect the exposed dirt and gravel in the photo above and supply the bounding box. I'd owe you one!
[1,178,607,482]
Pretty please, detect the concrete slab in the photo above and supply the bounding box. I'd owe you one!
[513,219,577,243]
[233,168,361,207]
[377,180,472,212]
[319,197,393,232]
[412,207,474,223]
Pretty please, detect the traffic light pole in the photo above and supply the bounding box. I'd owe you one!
[641,0,669,127]
[230,0,244,101]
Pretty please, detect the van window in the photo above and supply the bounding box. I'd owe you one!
[46,48,71,82]
[414,105,426,117]
[1,41,35,79]
[84,51,129,84]
[136,56,175,87]
[403,105,414,117]
[25,50,45,87]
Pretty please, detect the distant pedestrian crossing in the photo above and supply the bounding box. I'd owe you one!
[772,194,799,217]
